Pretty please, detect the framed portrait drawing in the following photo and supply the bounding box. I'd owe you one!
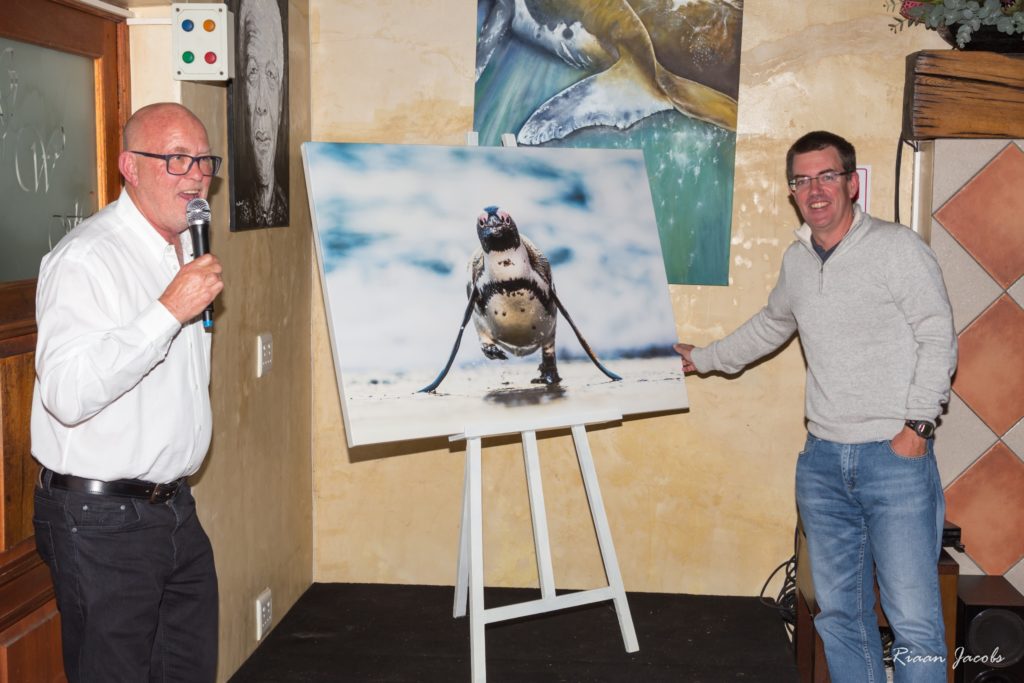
[227,0,289,230]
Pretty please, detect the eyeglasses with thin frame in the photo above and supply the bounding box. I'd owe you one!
[130,151,222,177]
[788,170,854,192]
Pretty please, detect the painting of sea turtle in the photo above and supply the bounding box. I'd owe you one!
[474,0,744,286]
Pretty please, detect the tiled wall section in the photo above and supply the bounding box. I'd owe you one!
[930,140,1024,593]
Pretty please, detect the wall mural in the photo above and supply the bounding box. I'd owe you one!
[302,142,687,447]
[474,0,744,285]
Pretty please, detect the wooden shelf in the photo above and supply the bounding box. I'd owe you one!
[903,50,1024,140]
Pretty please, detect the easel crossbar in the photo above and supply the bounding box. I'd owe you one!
[483,587,615,624]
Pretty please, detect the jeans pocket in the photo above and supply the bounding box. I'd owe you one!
[884,439,930,461]
[66,496,141,529]
[798,434,816,458]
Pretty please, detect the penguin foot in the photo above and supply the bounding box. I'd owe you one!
[481,343,508,360]
[531,367,562,385]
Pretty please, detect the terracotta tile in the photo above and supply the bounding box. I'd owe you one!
[953,296,1024,436]
[945,442,1024,575]
[932,139,1017,209]
[935,144,1024,289]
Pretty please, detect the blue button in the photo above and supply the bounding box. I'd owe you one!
[182,19,195,31]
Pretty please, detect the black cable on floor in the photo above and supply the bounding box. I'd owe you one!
[760,528,798,642]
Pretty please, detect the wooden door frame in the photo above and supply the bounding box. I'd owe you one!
[1,0,130,339]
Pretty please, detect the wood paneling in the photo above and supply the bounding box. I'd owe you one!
[0,282,35,358]
[0,540,62,683]
[0,2,131,677]
[0,352,36,551]
[904,50,1024,140]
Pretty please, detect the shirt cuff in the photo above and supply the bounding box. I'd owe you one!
[139,300,183,346]
[690,346,713,374]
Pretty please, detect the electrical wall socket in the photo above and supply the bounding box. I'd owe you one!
[256,333,273,378]
[255,587,272,641]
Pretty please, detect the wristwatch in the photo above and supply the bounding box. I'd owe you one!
[905,420,936,439]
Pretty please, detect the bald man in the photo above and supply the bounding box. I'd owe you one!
[32,102,224,682]
[235,0,287,227]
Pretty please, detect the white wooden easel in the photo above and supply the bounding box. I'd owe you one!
[450,410,639,682]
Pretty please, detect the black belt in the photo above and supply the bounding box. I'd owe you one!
[43,468,186,503]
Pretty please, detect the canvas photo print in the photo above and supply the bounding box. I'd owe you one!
[474,0,744,286]
[303,142,688,448]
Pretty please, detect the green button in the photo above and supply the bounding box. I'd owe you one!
[182,51,195,64]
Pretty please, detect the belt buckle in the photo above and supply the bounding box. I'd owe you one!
[149,481,179,503]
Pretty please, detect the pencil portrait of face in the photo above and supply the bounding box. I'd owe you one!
[229,0,289,229]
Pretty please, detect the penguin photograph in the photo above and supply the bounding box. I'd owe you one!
[303,142,688,448]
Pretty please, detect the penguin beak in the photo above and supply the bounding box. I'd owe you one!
[477,214,503,241]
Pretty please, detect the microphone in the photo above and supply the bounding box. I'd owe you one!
[186,198,214,330]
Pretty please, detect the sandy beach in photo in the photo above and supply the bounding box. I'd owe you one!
[339,357,687,445]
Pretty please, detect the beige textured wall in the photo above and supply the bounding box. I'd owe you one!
[308,1,947,595]
[129,2,314,680]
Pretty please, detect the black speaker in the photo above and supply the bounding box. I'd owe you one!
[956,575,1024,683]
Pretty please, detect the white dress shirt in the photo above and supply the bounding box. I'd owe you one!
[31,189,212,483]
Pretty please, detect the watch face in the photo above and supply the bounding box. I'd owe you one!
[910,421,935,438]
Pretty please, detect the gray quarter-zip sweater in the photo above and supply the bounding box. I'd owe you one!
[691,208,957,444]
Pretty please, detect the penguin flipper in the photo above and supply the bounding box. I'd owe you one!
[419,291,478,393]
[553,294,622,382]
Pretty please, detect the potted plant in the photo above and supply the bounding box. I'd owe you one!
[888,0,1024,49]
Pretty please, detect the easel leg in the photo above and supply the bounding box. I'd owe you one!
[468,436,487,682]
[454,444,471,618]
[521,429,556,599]
[571,424,639,653]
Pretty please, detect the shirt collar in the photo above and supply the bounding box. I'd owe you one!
[113,188,195,261]
[795,205,866,253]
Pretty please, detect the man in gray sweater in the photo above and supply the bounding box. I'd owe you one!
[676,131,956,683]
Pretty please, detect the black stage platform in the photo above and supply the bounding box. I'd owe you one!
[230,583,798,682]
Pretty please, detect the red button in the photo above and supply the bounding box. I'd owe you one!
[204,52,217,64]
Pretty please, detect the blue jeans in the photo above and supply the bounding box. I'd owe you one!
[33,473,218,682]
[796,434,946,683]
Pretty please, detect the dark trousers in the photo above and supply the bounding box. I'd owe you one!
[33,473,218,683]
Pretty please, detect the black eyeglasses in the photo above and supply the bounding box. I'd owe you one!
[130,151,222,177]
[788,170,854,192]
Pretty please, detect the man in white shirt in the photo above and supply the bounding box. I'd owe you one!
[32,102,224,682]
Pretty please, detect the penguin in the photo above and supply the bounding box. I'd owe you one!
[419,206,622,393]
